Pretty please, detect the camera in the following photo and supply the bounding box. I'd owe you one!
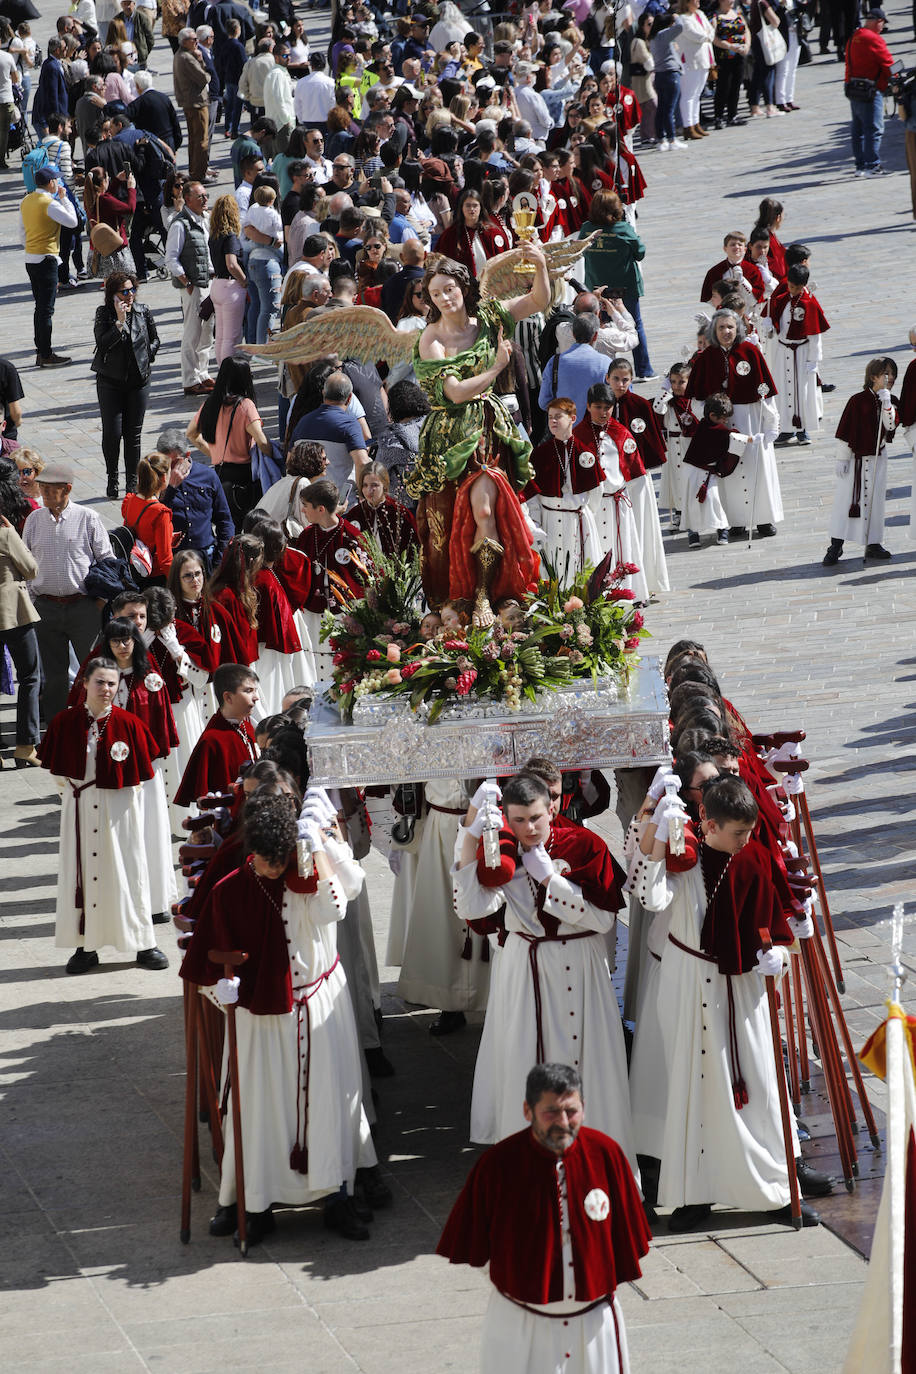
[889,59,916,104]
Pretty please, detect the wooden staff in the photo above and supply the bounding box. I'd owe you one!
[180,980,200,1245]
[210,949,249,1256]
[781,953,801,1114]
[758,929,803,1228]
[798,933,858,1190]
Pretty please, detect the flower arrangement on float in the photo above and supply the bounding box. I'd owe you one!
[321,543,649,723]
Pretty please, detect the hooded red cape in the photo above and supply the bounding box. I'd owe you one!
[38,704,156,787]
[174,712,258,808]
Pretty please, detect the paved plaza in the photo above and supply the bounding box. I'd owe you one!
[1,4,916,1370]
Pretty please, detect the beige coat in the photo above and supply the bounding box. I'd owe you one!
[0,524,40,630]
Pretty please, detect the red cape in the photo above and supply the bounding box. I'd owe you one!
[700,256,765,304]
[899,358,916,428]
[769,286,830,337]
[574,414,645,483]
[174,711,258,808]
[294,518,368,612]
[542,176,588,238]
[767,232,787,283]
[255,568,302,653]
[68,668,179,758]
[272,545,312,613]
[525,434,605,497]
[345,496,420,557]
[475,819,625,918]
[179,855,319,1012]
[836,387,896,458]
[433,219,508,277]
[212,586,258,666]
[683,419,741,477]
[611,392,666,470]
[38,704,156,787]
[659,394,699,440]
[686,341,777,405]
[437,1125,650,1303]
[698,837,793,974]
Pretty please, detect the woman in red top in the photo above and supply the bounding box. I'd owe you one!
[434,189,508,277]
[84,165,138,278]
[121,453,175,585]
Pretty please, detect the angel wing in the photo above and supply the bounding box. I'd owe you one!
[242,305,415,368]
[478,231,600,306]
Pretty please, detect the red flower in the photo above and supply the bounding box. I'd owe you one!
[400,662,421,679]
[609,588,635,601]
[631,610,645,629]
[444,639,470,651]
[332,651,349,666]
[366,649,382,661]
[624,637,640,652]
[328,638,340,650]
[340,680,356,694]
[624,562,640,575]
[455,669,478,696]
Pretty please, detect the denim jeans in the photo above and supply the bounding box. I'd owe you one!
[655,70,681,141]
[750,43,776,107]
[97,377,150,491]
[25,254,59,357]
[623,291,652,378]
[0,623,41,744]
[247,248,282,345]
[223,82,242,135]
[849,93,885,169]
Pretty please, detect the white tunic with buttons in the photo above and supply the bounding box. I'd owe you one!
[54,719,154,953]
[217,875,377,1214]
[453,861,637,1173]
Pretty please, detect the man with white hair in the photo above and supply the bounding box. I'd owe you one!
[514,62,553,144]
[128,69,183,151]
[239,36,276,119]
[116,0,154,68]
[173,27,211,181]
[195,24,220,167]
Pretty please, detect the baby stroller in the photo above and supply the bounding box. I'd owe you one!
[8,84,37,163]
[141,215,171,281]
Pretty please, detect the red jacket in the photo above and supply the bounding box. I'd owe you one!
[845,25,894,91]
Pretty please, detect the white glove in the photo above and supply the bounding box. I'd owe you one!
[755,947,785,979]
[652,793,687,844]
[764,740,799,767]
[471,779,502,810]
[140,627,155,647]
[781,771,805,796]
[159,622,182,659]
[878,387,892,407]
[297,817,325,853]
[521,844,555,883]
[303,786,336,821]
[468,801,503,838]
[836,459,851,478]
[215,976,240,1005]
[788,913,815,940]
[647,763,677,802]
[806,361,819,374]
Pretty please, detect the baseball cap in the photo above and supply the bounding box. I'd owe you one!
[34,165,61,185]
[866,6,886,16]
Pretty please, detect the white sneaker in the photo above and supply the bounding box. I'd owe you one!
[671,138,688,149]
[657,138,670,151]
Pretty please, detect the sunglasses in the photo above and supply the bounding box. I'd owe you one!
[119,286,136,296]
[19,467,35,476]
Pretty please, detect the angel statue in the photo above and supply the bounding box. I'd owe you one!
[246,235,596,624]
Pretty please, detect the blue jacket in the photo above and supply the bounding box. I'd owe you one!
[160,459,234,556]
[33,58,68,127]
[538,342,612,423]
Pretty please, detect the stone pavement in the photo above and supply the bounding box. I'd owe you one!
[2,3,916,1370]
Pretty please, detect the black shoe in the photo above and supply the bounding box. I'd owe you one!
[668,1203,712,1233]
[66,948,99,975]
[774,431,795,446]
[797,1160,834,1198]
[865,543,892,559]
[727,116,747,126]
[795,430,811,445]
[687,530,700,548]
[714,117,724,129]
[774,1201,820,1227]
[356,1164,394,1210]
[234,1207,275,1248]
[324,1195,370,1240]
[106,484,118,501]
[208,1203,237,1236]
[152,911,170,925]
[365,1046,395,1077]
[756,523,777,537]
[350,1194,374,1224]
[137,947,169,970]
[821,383,836,393]
[822,539,843,566]
[37,353,72,368]
[429,1010,466,1036]
[716,529,729,545]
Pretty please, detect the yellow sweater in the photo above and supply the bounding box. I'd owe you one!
[21,191,61,257]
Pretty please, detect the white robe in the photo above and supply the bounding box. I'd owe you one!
[453,859,637,1173]
[829,446,888,548]
[594,435,650,602]
[144,763,180,915]
[720,398,784,529]
[683,467,729,537]
[907,423,916,541]
[398,778,491,1012]
[632,855,798,1213]
[655,397,692,517]
[772,329,822,435]
[525,487,604,579]
[54,727,154,954]
[255,644,314,714]
[217,874,376,1214]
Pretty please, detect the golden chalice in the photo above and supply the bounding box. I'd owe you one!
[510,191,539,278]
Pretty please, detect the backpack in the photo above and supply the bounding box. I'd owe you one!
[110,520,154,584]
[83,551,140,607]
[537,305,577,370]
[21,144,49,193]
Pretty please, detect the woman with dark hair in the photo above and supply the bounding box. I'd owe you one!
[547,102,584,150]
[243,513,313,700]
[70,616,179,915]
[326,105,358,159]
[84,163,136,278]
[0,457,41,765]
[752,197,787,281]
[433,188,508,278]
[351,126,382,179]
[202,532,264,667]
[374,379,431,510]
[161,167,187,231]
[168,547,237,670]
[92,270,160,500]
[144,584,211,829]
[186,358,271,524]
[391,83,419,144]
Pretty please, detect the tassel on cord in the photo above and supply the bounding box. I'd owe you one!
[461,930,472,961]
[481,936,490,964]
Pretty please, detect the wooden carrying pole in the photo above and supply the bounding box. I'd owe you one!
[210,950,249,1255]
[180,980,200,1245]
[759,929,803,1228]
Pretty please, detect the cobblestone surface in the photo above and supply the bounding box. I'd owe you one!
[1,3,915,1371]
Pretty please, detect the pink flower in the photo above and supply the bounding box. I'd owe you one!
[366,649,382,661]
[386,643,401,663]
[500,643,514,660]
[563,596,584,612]
[559,624,574,640]
[631,610,645,629]
[576,624,593,645]
[386,668,402,685]
[609,588,635,601]
[482,642,499,661]
[569,649,584,664]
